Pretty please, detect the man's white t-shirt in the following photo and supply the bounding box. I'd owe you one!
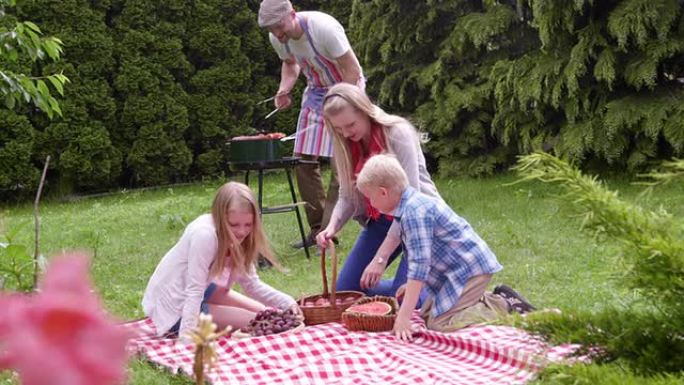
[269,11,352,63]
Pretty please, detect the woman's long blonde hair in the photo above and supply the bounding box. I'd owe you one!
[322,83,411,193]
[210,182,278,276]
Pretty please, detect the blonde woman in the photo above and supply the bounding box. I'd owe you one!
[142,182,298,337]
[315,83,441,299]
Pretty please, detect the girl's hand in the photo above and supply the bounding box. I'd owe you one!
[289,303,303,317]
[315,227,336,249]
[393,313,414,342]
[360,258,387,289]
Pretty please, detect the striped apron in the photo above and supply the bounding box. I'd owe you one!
[285,16,344,158]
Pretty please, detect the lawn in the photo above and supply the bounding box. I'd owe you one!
[1,171,682,384]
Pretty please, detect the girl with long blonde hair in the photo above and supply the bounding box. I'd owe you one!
[143,182,297,337]
[316,83,442,300]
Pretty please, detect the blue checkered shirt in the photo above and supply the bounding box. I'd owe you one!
[395,187,503,319]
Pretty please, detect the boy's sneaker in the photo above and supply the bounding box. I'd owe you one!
[493,284,536,314]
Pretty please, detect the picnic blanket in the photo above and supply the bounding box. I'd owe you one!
[123,313,579,385]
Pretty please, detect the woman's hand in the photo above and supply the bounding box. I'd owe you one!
[360,258,387,289]
[315,227,336,249]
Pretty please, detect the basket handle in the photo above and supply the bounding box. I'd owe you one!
[320,245,328,297]
[320,243,338,309]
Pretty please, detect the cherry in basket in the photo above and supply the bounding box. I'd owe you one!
[238,308,303,337]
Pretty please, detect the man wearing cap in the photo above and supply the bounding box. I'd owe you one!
[258,0,364,249]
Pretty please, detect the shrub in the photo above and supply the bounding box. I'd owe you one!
[514,153,683,380]
[0,110,39,200]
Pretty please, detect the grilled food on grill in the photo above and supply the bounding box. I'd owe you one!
[232,132,286,141]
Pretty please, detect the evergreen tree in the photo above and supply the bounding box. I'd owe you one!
[17,0,121,193]
[350,0,538,175]
[294,0,352,24]
[112,0,193,186]
[183,0,277,178]
[0,0,67,198]
[494,0,684,172]
[0,110,38,200]
[350,0,684,175]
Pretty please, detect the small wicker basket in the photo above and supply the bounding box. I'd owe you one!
[341,296,398,332]
[298,244,364,325]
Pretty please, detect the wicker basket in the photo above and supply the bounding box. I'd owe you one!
[341,296,398,332]
[298,244,364,325]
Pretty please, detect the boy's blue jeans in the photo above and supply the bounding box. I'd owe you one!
[335,216,415,297]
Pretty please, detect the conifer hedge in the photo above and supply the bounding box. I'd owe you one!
[350,0,684,176]
[2,0,283,197]
[1,0,682,198]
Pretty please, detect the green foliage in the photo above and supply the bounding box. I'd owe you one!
[0,0,293,196]
[4,0,680,196]
[492,1,684,171]
[0,110,39,200]
[12,0,122,193]
[639,158,684,186]
[351,0,540,175]
[350,0,684,176]
[0,222,34,291]
[520,309,684,375]
[514,152,684,376]
[535,362,684,385]
[0,1,68,118]
[183,0,276,179]
[37,120,122,190]
[112,0,193,186]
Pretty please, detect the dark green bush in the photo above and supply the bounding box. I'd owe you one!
[350,0,684,176]
[0,110,39,200]
[3,0,681,197]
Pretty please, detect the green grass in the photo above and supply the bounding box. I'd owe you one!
[1,171,682,384]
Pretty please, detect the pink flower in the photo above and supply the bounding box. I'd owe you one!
[0,253,130,385]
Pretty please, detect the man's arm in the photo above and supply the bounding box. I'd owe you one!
[275,57,301,109]
[335,50,362,86]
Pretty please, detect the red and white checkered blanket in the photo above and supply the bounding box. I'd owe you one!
[123,314,579,385]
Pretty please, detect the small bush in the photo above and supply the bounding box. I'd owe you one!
[0,110,40,200]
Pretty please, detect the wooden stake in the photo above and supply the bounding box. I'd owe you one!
[33,155,50,288]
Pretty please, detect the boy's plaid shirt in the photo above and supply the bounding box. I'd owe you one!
[395,187,503,319]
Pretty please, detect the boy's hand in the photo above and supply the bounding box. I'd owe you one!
[393,313,414,342]
[360,258,387,289]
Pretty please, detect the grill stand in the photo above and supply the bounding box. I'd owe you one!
[229,156,313,259]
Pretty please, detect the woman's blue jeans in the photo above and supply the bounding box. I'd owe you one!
[336,216,427,307]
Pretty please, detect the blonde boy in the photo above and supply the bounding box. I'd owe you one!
[357,154,529,341]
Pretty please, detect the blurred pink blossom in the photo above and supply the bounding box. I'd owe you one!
[0,253,130,385]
